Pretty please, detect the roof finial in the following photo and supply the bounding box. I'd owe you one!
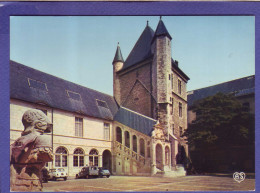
[160,16,162,20]
[117,42,119,46]
[147,20,149,26]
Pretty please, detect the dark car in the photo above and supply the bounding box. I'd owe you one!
[41,168,50,183]
[98,167,110,178]
[76,166,99,179]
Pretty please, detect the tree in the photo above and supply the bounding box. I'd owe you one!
[184,93,255,172]
[185,92,254,147]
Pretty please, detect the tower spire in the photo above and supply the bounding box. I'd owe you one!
[151,17,172,43]
[113,42,124,64]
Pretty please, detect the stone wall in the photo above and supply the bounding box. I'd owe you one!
[10,99,113,177]
[118,62,153,118]
[112,121,152,175]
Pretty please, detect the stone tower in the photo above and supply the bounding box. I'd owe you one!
[112,43,124,105]
[151,17,173,132]
[112,18,190,167]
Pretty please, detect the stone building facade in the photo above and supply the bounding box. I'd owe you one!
[10,18,189,177]
[113,18,189,170]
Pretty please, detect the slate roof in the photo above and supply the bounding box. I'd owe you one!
[122,25,155,70]
[151,19,172,43]
[187,75,255,106]
[120,20,189,81]
[113,44,124,64]
[10,60,119,120]
[114,107,157,136]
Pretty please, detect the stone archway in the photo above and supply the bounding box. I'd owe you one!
[102,150,112,172]
[156,144,163,170]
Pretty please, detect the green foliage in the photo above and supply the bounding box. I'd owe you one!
[184,93,255,149]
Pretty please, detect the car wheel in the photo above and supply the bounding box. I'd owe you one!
[64,177,67,181]
[107,175,110,178]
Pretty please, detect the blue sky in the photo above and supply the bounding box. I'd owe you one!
[10,16,255,95]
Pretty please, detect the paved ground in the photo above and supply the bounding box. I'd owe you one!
[43,175,255,192]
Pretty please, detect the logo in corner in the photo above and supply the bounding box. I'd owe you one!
[233,172,246,183]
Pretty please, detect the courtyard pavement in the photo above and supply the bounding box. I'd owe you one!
[42,174,255,192]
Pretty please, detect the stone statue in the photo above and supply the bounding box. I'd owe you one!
[10,109,53,192]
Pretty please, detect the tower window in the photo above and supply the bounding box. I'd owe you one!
[179,102,182,117]
[171,74,173,89]
[179,127,183,137]
[178,80,182,94]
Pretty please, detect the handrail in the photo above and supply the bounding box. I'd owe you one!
[114,141,146,163]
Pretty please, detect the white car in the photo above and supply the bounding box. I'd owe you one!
[48,168,68,181]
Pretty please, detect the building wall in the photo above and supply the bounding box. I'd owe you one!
[118,62,153,118]
[112,121,152,175]
[10,99,113,177]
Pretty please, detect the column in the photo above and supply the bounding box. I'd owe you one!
[137,137,140,157]
[85,155,89,166]
[99,155,103,167]
[129,133,133,151]
[162,145,165,171]
[151,142,157,175]
[122,129,125,146]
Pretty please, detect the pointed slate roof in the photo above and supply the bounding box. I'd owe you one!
[114,106,157,136]
[113,43,124,64]
[10,60,119,120]
[122,24,155,70]
[152,18,172,43]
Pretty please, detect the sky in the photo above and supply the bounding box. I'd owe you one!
[10,16,255,95]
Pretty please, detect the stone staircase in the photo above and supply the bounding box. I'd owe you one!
[113,141,151,174]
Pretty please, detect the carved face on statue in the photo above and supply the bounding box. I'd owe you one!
[22,109,52,136]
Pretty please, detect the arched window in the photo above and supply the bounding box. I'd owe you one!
[89,149,99,166]
[73,148,84,167]
[55,147,68,167]
[140,138,145,157]
[116,127,122,143]
[125,131,130,148]
[133,135,137,152]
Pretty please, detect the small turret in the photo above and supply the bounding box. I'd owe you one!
[113,43,124,104]
[113,42,124,70]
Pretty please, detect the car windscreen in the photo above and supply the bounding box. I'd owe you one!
[57,168,65,172]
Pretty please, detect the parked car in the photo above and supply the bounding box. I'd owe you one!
[98,167,110,178]
[75,166,99,179]
[41,167,50,183]
[48,168,68,181]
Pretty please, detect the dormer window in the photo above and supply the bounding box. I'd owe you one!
[96,99,108,109]
[28,78,48,92]
[67,90,81,101]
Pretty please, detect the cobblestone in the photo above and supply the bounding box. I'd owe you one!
[43,175,255,192]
